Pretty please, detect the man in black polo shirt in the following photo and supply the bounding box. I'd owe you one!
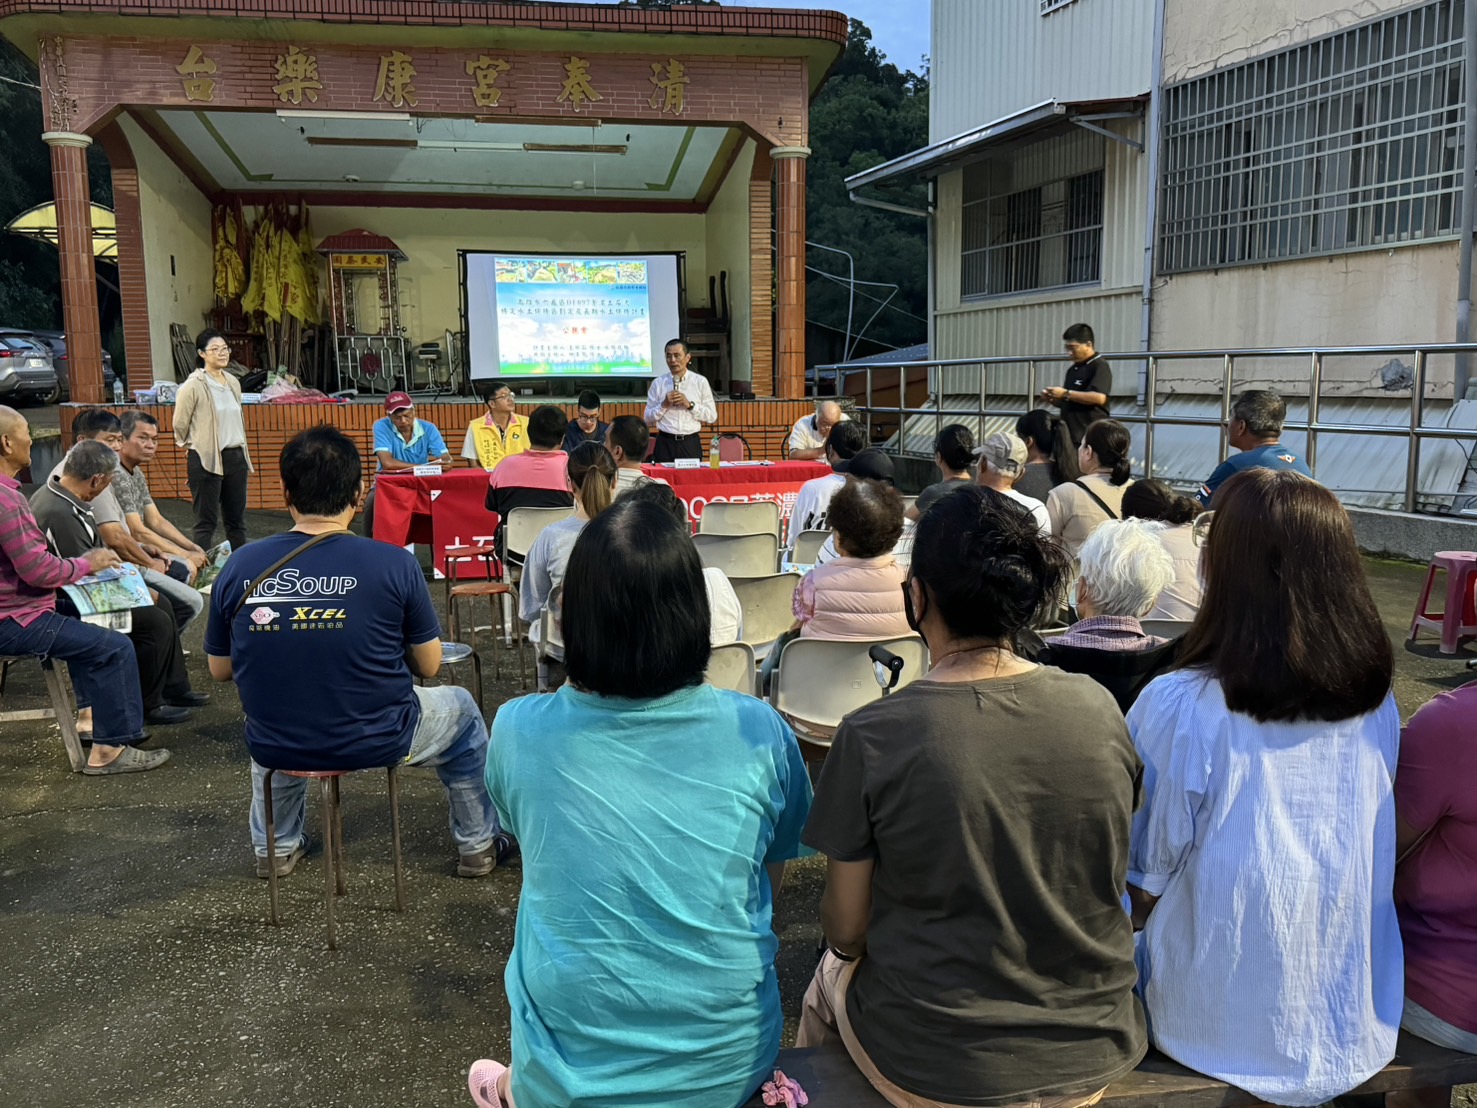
[1040,322,1112,448]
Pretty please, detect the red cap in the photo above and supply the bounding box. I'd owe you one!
[385,391,414,413]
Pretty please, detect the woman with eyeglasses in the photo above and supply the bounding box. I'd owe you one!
[172,328,252,551]
[1126,469,1400,1106]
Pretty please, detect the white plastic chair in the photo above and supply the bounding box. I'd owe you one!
[789,529,830,566]
[699,500,780,539]
[731,574,801,654]
[693,532,779,579]
[504,506,574,574]
[705,642,757,696]
[771,636,929,748]
[1142,618,1194,640]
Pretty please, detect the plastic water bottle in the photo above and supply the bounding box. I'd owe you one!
[112,377,124,404]
[709,435,721,469]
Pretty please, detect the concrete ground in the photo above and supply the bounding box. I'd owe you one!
[0,498,1472,1108]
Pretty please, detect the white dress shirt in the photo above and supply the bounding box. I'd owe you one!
[644,371,717,435]
[787,413,848,454]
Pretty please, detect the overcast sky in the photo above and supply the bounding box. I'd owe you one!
[778,0,931,73]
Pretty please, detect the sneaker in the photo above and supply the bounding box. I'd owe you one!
[457,847,497,878]
[493,831,520,867]
[255,839,308,879]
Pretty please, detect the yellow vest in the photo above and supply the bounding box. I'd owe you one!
[469,413,528,470]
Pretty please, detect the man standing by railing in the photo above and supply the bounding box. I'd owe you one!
[1040,322,1112,447]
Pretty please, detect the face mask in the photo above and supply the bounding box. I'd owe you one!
[902,578,926,638]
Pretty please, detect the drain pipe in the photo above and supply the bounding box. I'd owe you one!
[1138,0,1167,406]
[1458,0,1477,399]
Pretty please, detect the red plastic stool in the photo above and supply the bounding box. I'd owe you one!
[262,765,406,950]
[1408,551,1477,655]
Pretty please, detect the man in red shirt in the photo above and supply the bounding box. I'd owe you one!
[486,405,575,562]
[0,406,167,774]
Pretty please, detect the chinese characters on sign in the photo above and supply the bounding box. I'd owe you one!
[273,46,323,105]
[649,59,688,115]
[466,55,511,108]
[557,56,604,111]
[329,253,390,270]
[176,45,218,102]
[374,50,418,108]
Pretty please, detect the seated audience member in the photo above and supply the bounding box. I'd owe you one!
[470,495,811,1108]
[61,407,203,633]
[799,483,1146,1107]
[0,406,165,774]
[1127,469,1399,1106]
[606,415,668,496]
[486,405,577,561]
[974,431,1050,534]
[625,481,743,645]
[787,420,867,552]
[1014,408,1080,503]
[1198,388,1311,507]
[519,443,618,690]
[463,381,527,470]
[763,477,910,693]
[1038,519,1179,712]
[1388,679,1477,1106]
[31,440,204,727]
[206,426,508,879]
[363,392,454,537]
[562,390,609,453]
[115,410,212,614]
[907,423,975,521]
[788,399,849,461]
[1046,418,1134,557]
[812,449,914,569]
[1121,479,1203,621]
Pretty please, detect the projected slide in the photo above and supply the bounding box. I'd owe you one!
[464,252,683,380]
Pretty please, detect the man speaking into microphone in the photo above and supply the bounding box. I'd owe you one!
[644,338,717,462]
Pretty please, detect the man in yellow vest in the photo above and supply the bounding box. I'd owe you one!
[462,380,528,471]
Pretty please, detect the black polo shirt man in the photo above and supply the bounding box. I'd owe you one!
[1040,323,1112,448]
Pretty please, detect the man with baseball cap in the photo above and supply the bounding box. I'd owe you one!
[363,392,454,538]
[975,431,1050,535]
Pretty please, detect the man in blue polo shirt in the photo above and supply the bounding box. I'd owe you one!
[362,391,454,537]
[205,425,509,878]
[1199,388,1313,506]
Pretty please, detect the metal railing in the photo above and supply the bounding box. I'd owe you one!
[812,342,1477,515]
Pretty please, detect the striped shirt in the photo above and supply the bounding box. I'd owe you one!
[1055,615,1165,653]
[0,473,90,626]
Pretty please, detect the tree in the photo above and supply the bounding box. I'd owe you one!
[805,19,930,355]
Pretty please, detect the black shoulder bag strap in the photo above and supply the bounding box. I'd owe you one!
[1073,479,1119,520]
[232,529,352,619]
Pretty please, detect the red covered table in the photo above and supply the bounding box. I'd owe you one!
[370,470,499,579]
[642,461,830,527]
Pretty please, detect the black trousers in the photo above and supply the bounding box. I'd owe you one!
[187,446,249,551]
[651,432,702,463]
[131,596,191,711]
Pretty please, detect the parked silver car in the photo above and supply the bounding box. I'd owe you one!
[0,333,59,404]
[28,330,116,402]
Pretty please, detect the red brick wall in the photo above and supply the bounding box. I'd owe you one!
[60,398,816,511]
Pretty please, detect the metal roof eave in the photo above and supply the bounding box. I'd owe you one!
[844,96,1148,197]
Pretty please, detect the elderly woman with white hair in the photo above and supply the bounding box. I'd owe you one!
[1040,518,1180,711]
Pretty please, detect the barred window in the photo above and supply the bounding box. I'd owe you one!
[1159,0,1465,274]
[1041,0,1079,14]
[962,165,1105,298]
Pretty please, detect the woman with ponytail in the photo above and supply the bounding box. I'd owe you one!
[1122,479,1204,621]
[1046,419,1134,557]
[519,441,619,687]
[1015,408,1080,502]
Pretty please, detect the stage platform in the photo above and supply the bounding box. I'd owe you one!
[60,397,816,511]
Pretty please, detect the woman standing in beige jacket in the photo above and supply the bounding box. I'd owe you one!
[173,328,252,550]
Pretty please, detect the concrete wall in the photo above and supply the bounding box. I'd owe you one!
[704,141,756,386]
[931,0,1155,141]
[1164,0,1420,83]
[122,114,214,383]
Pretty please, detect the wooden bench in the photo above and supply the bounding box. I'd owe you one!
[743,1033,1477,1107]
[0,655,85,772]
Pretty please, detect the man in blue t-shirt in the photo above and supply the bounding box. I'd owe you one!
[205,425,508,879]
[1199,388,1314,506]
[361,391,454,537]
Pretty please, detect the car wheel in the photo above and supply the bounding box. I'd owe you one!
[40,381,62,405]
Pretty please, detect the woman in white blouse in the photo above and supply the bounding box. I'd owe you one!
[1120,479,1203,621]
[172,328,252,551]
[1126,469,1400,1107]
[1045,419,1134,557]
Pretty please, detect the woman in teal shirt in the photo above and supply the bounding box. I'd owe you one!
[470,495,813,1108]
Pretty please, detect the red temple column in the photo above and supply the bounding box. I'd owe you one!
[43,130,105,404]
[771,145,810,401]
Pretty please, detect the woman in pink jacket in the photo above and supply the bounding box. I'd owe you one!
[763,477,911,692]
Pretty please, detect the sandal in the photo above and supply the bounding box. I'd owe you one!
[467,1059,508,1107]
[82,745,172,775]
